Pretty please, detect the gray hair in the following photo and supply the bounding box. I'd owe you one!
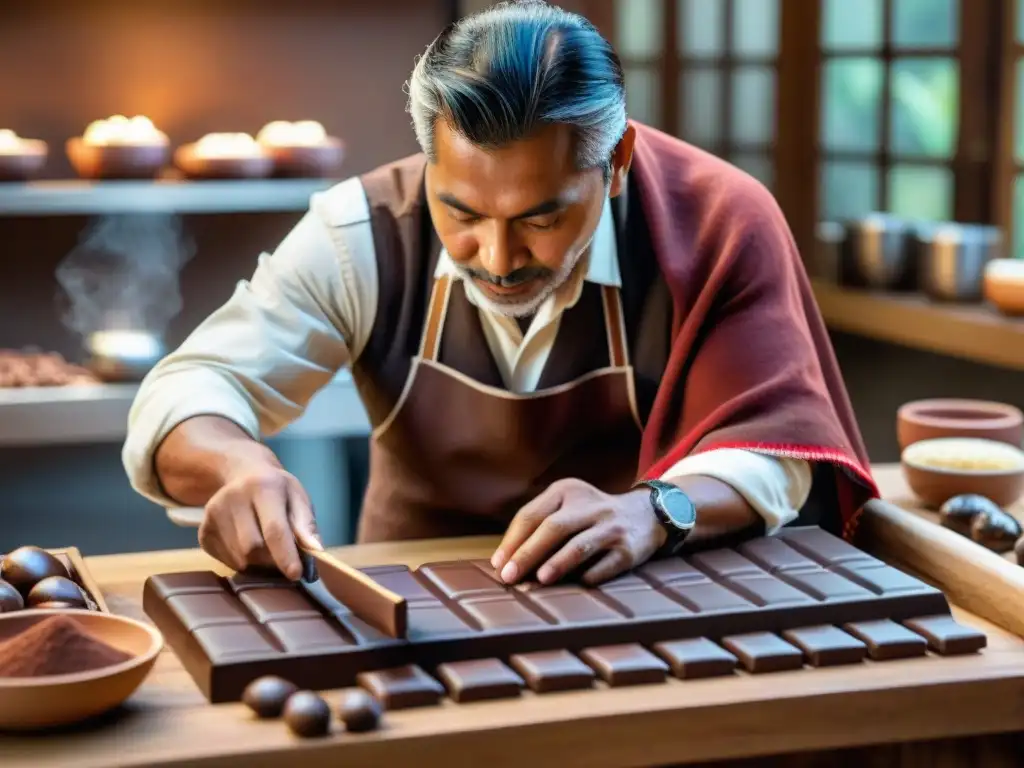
[406,0,628,173]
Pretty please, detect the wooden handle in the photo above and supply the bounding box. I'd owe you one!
[861,499,1024,637]
[304,548,408,639]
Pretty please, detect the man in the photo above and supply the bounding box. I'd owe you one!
[123,1,876,587]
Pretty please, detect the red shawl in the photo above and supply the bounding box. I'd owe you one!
[629,122,878,539]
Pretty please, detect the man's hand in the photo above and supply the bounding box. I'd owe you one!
[198,464,323,581]
[490,478,667,586]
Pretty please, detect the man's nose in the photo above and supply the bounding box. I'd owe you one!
[478,221,514,277]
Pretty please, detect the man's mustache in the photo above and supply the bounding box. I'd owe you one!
[462,265,552,288]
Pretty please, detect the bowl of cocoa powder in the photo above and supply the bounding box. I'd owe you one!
[0,609,163,730]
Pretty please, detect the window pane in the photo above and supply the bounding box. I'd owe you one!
[733,0,778,57]
[680,69,722,148]
[1014,176,1024,258]
[616,0,664,57]
[624,65,662,127]
[731,66,775,144]
[887,165,953,220]
[732,153,774,189]
[1016,60,1024,161]
[822,0,883,50]
[892,0,958,48]
[821,59,884,151]
[890,57,959,157]
[678,0,724,58]
[821,161,879,220]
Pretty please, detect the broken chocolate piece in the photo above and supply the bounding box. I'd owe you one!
[903,615,987,655]
[338,689,382,732]
[355,665,444,710]
[721,632,804,673]
[781,625,867,667]
[283,691,331,738]
[509,650,596,693]
[579,643,669,686]
[652,637,737,679]
[436,658,524,702]
[970,508,1022,554]
[842,619,928,661]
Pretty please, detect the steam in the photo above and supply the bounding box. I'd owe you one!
[56,214,196,339]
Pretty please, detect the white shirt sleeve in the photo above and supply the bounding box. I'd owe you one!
[121,181,380,507]
[659,449,813,534]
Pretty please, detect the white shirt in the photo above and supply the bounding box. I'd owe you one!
[123,178,812,534]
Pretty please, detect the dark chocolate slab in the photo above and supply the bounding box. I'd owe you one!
[436,658,524,702]
[580,643,669,686]
[721,632,804,673]
[842,619,929,660]
[781,625,867,667]
[356,665,445,710]
[652,637,738,679]
[142,526,954,703]
[509,650,596,692]
[903,615,987,655]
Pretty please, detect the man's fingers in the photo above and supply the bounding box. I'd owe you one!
[500,507,596,584]
[252,485,303,581]
[227,502,277,570]
[581,548,634,586]
[492,485,565,574]
[287,482,322,551]
[535,525,611,584]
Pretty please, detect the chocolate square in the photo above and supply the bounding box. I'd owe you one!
[903,615,987,655]
[266,618,353,653]
[436,658,525,702]
[599,587,691,618]
[509,650,596,693]
[842,619,928,660]
[652,637,738,679]
[579,643,669,686]
[721,632,804,673]
[356,665,445,709]
[781,625,867,667]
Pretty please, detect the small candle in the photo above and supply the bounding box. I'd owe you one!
[0,129,43,156]
[82,115,169,147]
[192,132,265,159]
[257,120,330,147]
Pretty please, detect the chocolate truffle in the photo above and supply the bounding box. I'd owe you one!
[970,508,1022,553]
[338,689,382,733]
[1,546,69,597]
[26,576,88,609]
[283,691,331,738]
[0,578,24,612]
[939,494,996,537]
[242,675,299,718]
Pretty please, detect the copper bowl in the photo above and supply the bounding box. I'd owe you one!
[897,399,1023,451]
[66,137,169,180]
[0,141,48,181]
[265,138,344,178]
[174,143,273,180]
[0,609,163,731]
[901,437,1024,508]
[984,259,1024,317]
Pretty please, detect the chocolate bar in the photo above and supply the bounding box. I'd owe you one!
[143,527,958,702]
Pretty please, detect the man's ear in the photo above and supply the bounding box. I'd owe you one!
[608,123,636,198]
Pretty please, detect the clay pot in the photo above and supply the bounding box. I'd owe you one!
[173,143,272,180]
[66,137,169,180]
[897,399,1023,452]
[901,437,1024,509]
[984,259,1024,317]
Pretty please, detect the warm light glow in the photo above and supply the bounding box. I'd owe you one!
[257,120,330,147]
[0,129,40,155]
[82,115,168,147]
[192,132,265,159]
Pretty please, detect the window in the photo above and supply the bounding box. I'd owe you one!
[818,0,960,222]
[616,0,665,128]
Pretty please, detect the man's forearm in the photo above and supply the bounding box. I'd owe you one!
[154,416,281,507]
[666,475,765,548]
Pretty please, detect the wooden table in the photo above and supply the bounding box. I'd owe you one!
[4,465,1024,768]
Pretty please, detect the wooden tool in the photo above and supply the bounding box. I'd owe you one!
[300,547,408,639]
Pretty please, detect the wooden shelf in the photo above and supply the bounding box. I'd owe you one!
[812,280,1024,371]
[0,178,337,216]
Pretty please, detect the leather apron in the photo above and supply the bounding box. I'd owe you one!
[356,273,644,542]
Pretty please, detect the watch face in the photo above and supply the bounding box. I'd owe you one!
[657,486,697,530]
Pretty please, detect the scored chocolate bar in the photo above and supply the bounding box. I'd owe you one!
[143,526,956,702]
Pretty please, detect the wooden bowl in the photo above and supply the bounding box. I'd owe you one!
[174,143,273,180]
[901,437,1024,509]
[66,137,169,180]
[897,399,1023,451]
[265,138,344,178]
[0,609,162,731]
[984,258,1024,316]
[0,140,48,181]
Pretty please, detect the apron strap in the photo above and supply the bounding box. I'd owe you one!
[419,275,453,362]
[601,285,629,368]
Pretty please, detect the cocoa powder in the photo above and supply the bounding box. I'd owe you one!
[0,615,131,677]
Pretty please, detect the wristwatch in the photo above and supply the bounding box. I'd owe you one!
[636,479,697,556]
